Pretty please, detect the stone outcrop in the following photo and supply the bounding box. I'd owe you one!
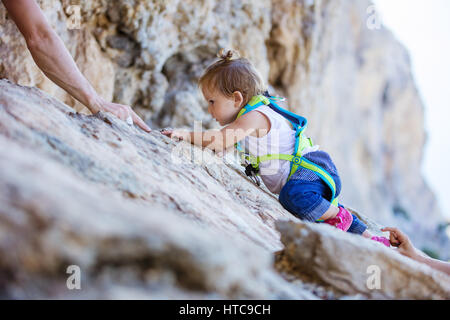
[0,79,307,299]
[276,220,450,299]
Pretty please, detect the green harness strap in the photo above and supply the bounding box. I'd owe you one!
[235,95,339,208]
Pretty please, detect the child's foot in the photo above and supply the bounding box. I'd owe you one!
[324,207,353,232]
[371,236,391,247]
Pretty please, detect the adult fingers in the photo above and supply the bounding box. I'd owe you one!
[390,234,400,247]
[131,109,151,132]
[110,104,151,133]
[123,105,132,122]
[381,227,399,233]
[100,102,129,121]
[383,227,409,244]
[381,227,400,246]
[113,105,130,121]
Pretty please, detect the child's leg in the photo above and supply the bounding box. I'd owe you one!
[279,180,338,222]
[320,206,371,234]
[348,214,390,246]
[346,211,369,236]
[319,205,339,220]
[279,184,352,232]
[279,174,389,245]
[344,211,389,247]
[279,179,366,233]
[362,230,373,238]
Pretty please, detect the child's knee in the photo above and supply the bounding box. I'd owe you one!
[279,188,322,221]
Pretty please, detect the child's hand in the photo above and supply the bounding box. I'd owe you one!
[160,128,190,142]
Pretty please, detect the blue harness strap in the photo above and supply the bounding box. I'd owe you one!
[267,101,307,133]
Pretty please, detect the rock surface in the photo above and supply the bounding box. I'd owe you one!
[0,79,309,299]
[1,1,447,259]
[1,79,449,299]
[276,220,450,299]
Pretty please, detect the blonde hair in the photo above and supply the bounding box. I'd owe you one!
[198,49,266,106]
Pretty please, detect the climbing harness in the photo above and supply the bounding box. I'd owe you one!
[243,157,261,186]
[234,93,339,208]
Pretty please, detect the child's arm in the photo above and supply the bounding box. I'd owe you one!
[161,111,270,153]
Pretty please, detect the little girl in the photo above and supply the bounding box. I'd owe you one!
[161,50,390,246]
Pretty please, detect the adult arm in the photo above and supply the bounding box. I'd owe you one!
[2,0,151,132]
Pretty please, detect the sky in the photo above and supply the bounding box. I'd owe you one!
[374,0,450,220]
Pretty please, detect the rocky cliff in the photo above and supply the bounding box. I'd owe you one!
[0,0,449,299]
[0,79,449,299]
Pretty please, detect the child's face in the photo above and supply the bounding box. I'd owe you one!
[202,87,243,126]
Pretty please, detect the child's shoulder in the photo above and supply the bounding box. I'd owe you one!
[234,108,271,138]
[251,104,294,131]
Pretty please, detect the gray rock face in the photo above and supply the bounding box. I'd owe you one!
[0,79,314,299]
[1,79,449,299]
[1,0,446,259]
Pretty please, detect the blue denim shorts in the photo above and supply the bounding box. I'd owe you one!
[278,151,367,235]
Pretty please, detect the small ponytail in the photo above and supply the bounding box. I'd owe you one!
[217,48,239,61]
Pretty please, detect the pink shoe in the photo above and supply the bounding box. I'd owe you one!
[371,236,390,247]
[324,207,353,232]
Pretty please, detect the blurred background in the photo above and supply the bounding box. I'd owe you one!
[375,0,450,222]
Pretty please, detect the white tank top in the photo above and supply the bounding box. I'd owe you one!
[241,105,318,194]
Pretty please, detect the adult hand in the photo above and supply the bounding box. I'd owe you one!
[382,226,450,275]
[93,97,151,132]
[381,227,422,259]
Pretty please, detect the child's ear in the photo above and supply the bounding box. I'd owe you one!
[233,91,244,108]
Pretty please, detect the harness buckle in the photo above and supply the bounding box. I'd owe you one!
[241,155,261,186]
[245,164,261,186]
[292,156,302,165]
